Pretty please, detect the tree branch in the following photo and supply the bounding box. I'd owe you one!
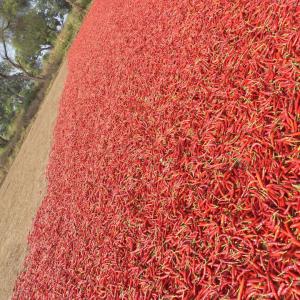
[1,26,45,81]
[37,45,53,56]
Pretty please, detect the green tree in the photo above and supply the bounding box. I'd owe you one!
[1,0,44,79]
[0,27,44,80]
[12,10,56,60]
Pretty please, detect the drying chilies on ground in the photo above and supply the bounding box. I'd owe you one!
[14,0,300,299]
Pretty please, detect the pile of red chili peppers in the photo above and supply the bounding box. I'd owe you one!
[13,0,300,299]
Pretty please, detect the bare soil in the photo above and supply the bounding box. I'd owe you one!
[0,61,67,299]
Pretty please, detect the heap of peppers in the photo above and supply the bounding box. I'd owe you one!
[14,0,299,299]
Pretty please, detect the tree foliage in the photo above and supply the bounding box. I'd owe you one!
[13,11,54,56]
[34,0,70,29]
[1,0,28,20]
[11,9,58,72]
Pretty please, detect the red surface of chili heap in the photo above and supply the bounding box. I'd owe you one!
[14,0,300,299]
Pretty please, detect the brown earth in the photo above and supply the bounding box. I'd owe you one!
[0,61,67,299]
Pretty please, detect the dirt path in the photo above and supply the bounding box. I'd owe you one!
[0,61,67,299]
